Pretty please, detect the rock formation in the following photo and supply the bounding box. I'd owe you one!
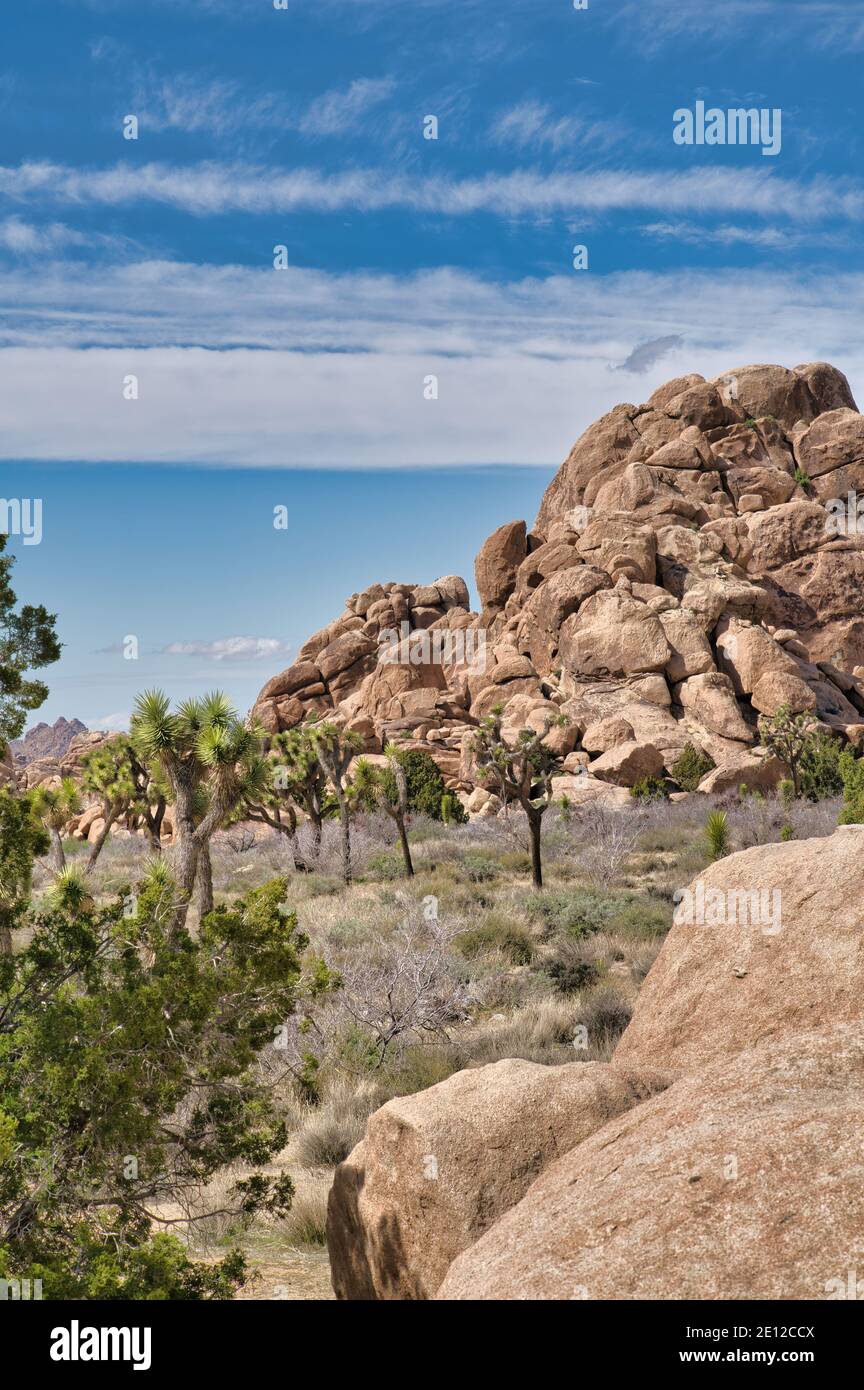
[10,717,87,767]
[326,1058,670,1300]
[327,825,864,1299]
[438,1023,864,1301]
[254,363,864,800]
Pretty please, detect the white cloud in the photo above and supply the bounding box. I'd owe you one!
[87,710,130,731]
[489,101,629,155]
[297,78,395,136]
[612,1,864,52]
[0,261,862,466]
[133,74,393,140]
[639,221,849,251]
[0,160,861,223]
[162,637,290,661]
[0,216,108,255]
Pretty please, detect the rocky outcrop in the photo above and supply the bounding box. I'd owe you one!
[326,1058,670,1300]
[255,362,864,800]
[613,824,864,1072]
[329,828,864,1301]
[437,1024,864,1301]
[10,717,87,767]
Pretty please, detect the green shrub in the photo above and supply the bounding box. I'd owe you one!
[364,850,405,881]
[671,743,715,792]
[630,775,669,802]
[798,729,846,800]
[545,938,600,995]
[793,466,813,491]
[386,749,467,822]
[456,918,535,965]
[524,887,615,938]
[440,792,465,825]
[460,852,500,883]
[839,750,864,824]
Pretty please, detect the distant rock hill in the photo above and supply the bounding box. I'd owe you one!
[254,361,864,804]
[11,717,88,766]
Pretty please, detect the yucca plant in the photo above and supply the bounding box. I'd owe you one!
[353,742,414,878]
[31,776,81,872]
[240,724,332,872]
[131,690,263,930]
[80,739,138,873]
[307,721,364,886]
[705,809,730,861]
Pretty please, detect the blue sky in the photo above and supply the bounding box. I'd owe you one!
[3,0,864,727]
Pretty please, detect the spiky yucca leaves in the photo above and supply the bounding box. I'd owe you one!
[31,776,81,873]
[471,705,568,889]
[131,690,263,930]
[0,854,338,1298]
[241,727,334,868]
[705,810,730,861]
[80,738,139,873]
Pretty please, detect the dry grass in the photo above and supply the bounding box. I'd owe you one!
[26,786,843,1296]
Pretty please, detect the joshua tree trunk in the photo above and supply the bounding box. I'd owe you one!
[86,808,117,873]
[338,796,352,886]
[49,827,66,873]
[527,806,543,890]
[396,815,414,878]
[195,843,214,916]
[0,914,11,955]
[309,811,323,863]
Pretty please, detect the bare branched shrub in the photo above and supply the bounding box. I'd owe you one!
[334,898,475,1065]
[570,803,646,888]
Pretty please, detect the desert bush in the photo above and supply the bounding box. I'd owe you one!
[295,1078,385,1167]
[578,987,633,1054]
[456,916,535,965]
[569,803,645,888]
[545,936,600,994]
[839,751,864,824]
[671,743,715,792]
[630,775,669,802]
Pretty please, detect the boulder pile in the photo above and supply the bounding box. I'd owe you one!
[254,363,864,801]
[327,824,864,1300]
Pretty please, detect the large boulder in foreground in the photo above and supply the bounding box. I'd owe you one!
[326,1058,670,1300]
[614,825,864,1072]
[438,1024,864,1300]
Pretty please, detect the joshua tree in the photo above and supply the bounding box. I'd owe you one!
[131,691,265,930]
[241,726,332,872]
[80,738,138,872]
[309,722,363,886]
[354,743,415,878]
[758,704,818,798]
[472,705,567,889]
[31,776,81,872]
